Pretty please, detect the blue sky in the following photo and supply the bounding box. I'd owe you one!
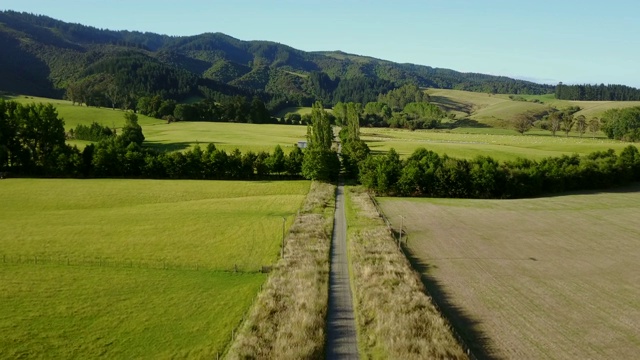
[4,0,639,87]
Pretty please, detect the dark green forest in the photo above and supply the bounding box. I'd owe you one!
[0,10,554,110]
[555,83,640,101]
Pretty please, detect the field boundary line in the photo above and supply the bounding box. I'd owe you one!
[367,192,478,360]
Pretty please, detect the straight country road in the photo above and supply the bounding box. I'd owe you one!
[325,182,359,359]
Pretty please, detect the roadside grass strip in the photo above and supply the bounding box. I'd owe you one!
[345,187,467,359]
[227,182,336,359]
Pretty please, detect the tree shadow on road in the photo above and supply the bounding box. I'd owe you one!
[402,246,501,360]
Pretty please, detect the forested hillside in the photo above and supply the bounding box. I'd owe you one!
[0,10,553,110]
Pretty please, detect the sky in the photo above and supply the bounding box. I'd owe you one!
[4,0,640,87]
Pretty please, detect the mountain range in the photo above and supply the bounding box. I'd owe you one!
[0,10,554,110]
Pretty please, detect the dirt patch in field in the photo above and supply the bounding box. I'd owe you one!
[380,185,640,359]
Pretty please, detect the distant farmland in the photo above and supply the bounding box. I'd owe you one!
[360,127,629,161]
[8,95,309,153]
[426,88,640,127]
[0,179,309,358]
[380,185,640,359]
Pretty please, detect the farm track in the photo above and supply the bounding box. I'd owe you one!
[325,182,359,359]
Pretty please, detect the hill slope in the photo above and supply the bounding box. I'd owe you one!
[0,10,553,107]
[426,88,640,127]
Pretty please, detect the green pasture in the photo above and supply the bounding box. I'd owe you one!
[143,121,308,153]
[8,95,308,153]
[426,88,640,126]
[275,106,314,118]
[0,265,263,359]
[0,178,309,358]
[0,179,309,271]
[360,127,630,161]
[517,93,640,118]
[7,95,162,129]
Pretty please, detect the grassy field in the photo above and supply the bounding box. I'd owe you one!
[0,179,310,358]
[9,94,637,161]
[360,127,630,161]
[275,106,314,118]
[0,265,263,359]
[142,121,307,153]
[7,95,163,129]
[379,185,640,359]
[0,179,309,270]
[7,95,308,153]
[426,88,640,126]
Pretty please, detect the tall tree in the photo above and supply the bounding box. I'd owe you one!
[589,117,601,138]
[549,112,562,136]
[562,114,575,137]
[340,102,370,178]
[513,113,533,135]
[575,115,587,137]
[302,101,339,180]
[119,112,145,146]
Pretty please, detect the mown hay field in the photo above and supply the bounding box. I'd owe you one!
[0,179,310,358]
[379,185,640,359]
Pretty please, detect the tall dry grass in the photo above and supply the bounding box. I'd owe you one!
[226,181,335,359]
[346,187,467,359]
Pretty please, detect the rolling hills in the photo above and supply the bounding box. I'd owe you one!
[426,88,640,127]
[0,10,553,108]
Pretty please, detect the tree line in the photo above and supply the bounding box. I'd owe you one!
[512,105,640,142]
[555,83,640,101]
[136,95,273,124]
[359,146,640,199]
[601,107,640,142]
[5,98,639,200]
[0,99,302,179]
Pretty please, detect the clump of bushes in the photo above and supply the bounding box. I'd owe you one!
[70,122,115,141]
